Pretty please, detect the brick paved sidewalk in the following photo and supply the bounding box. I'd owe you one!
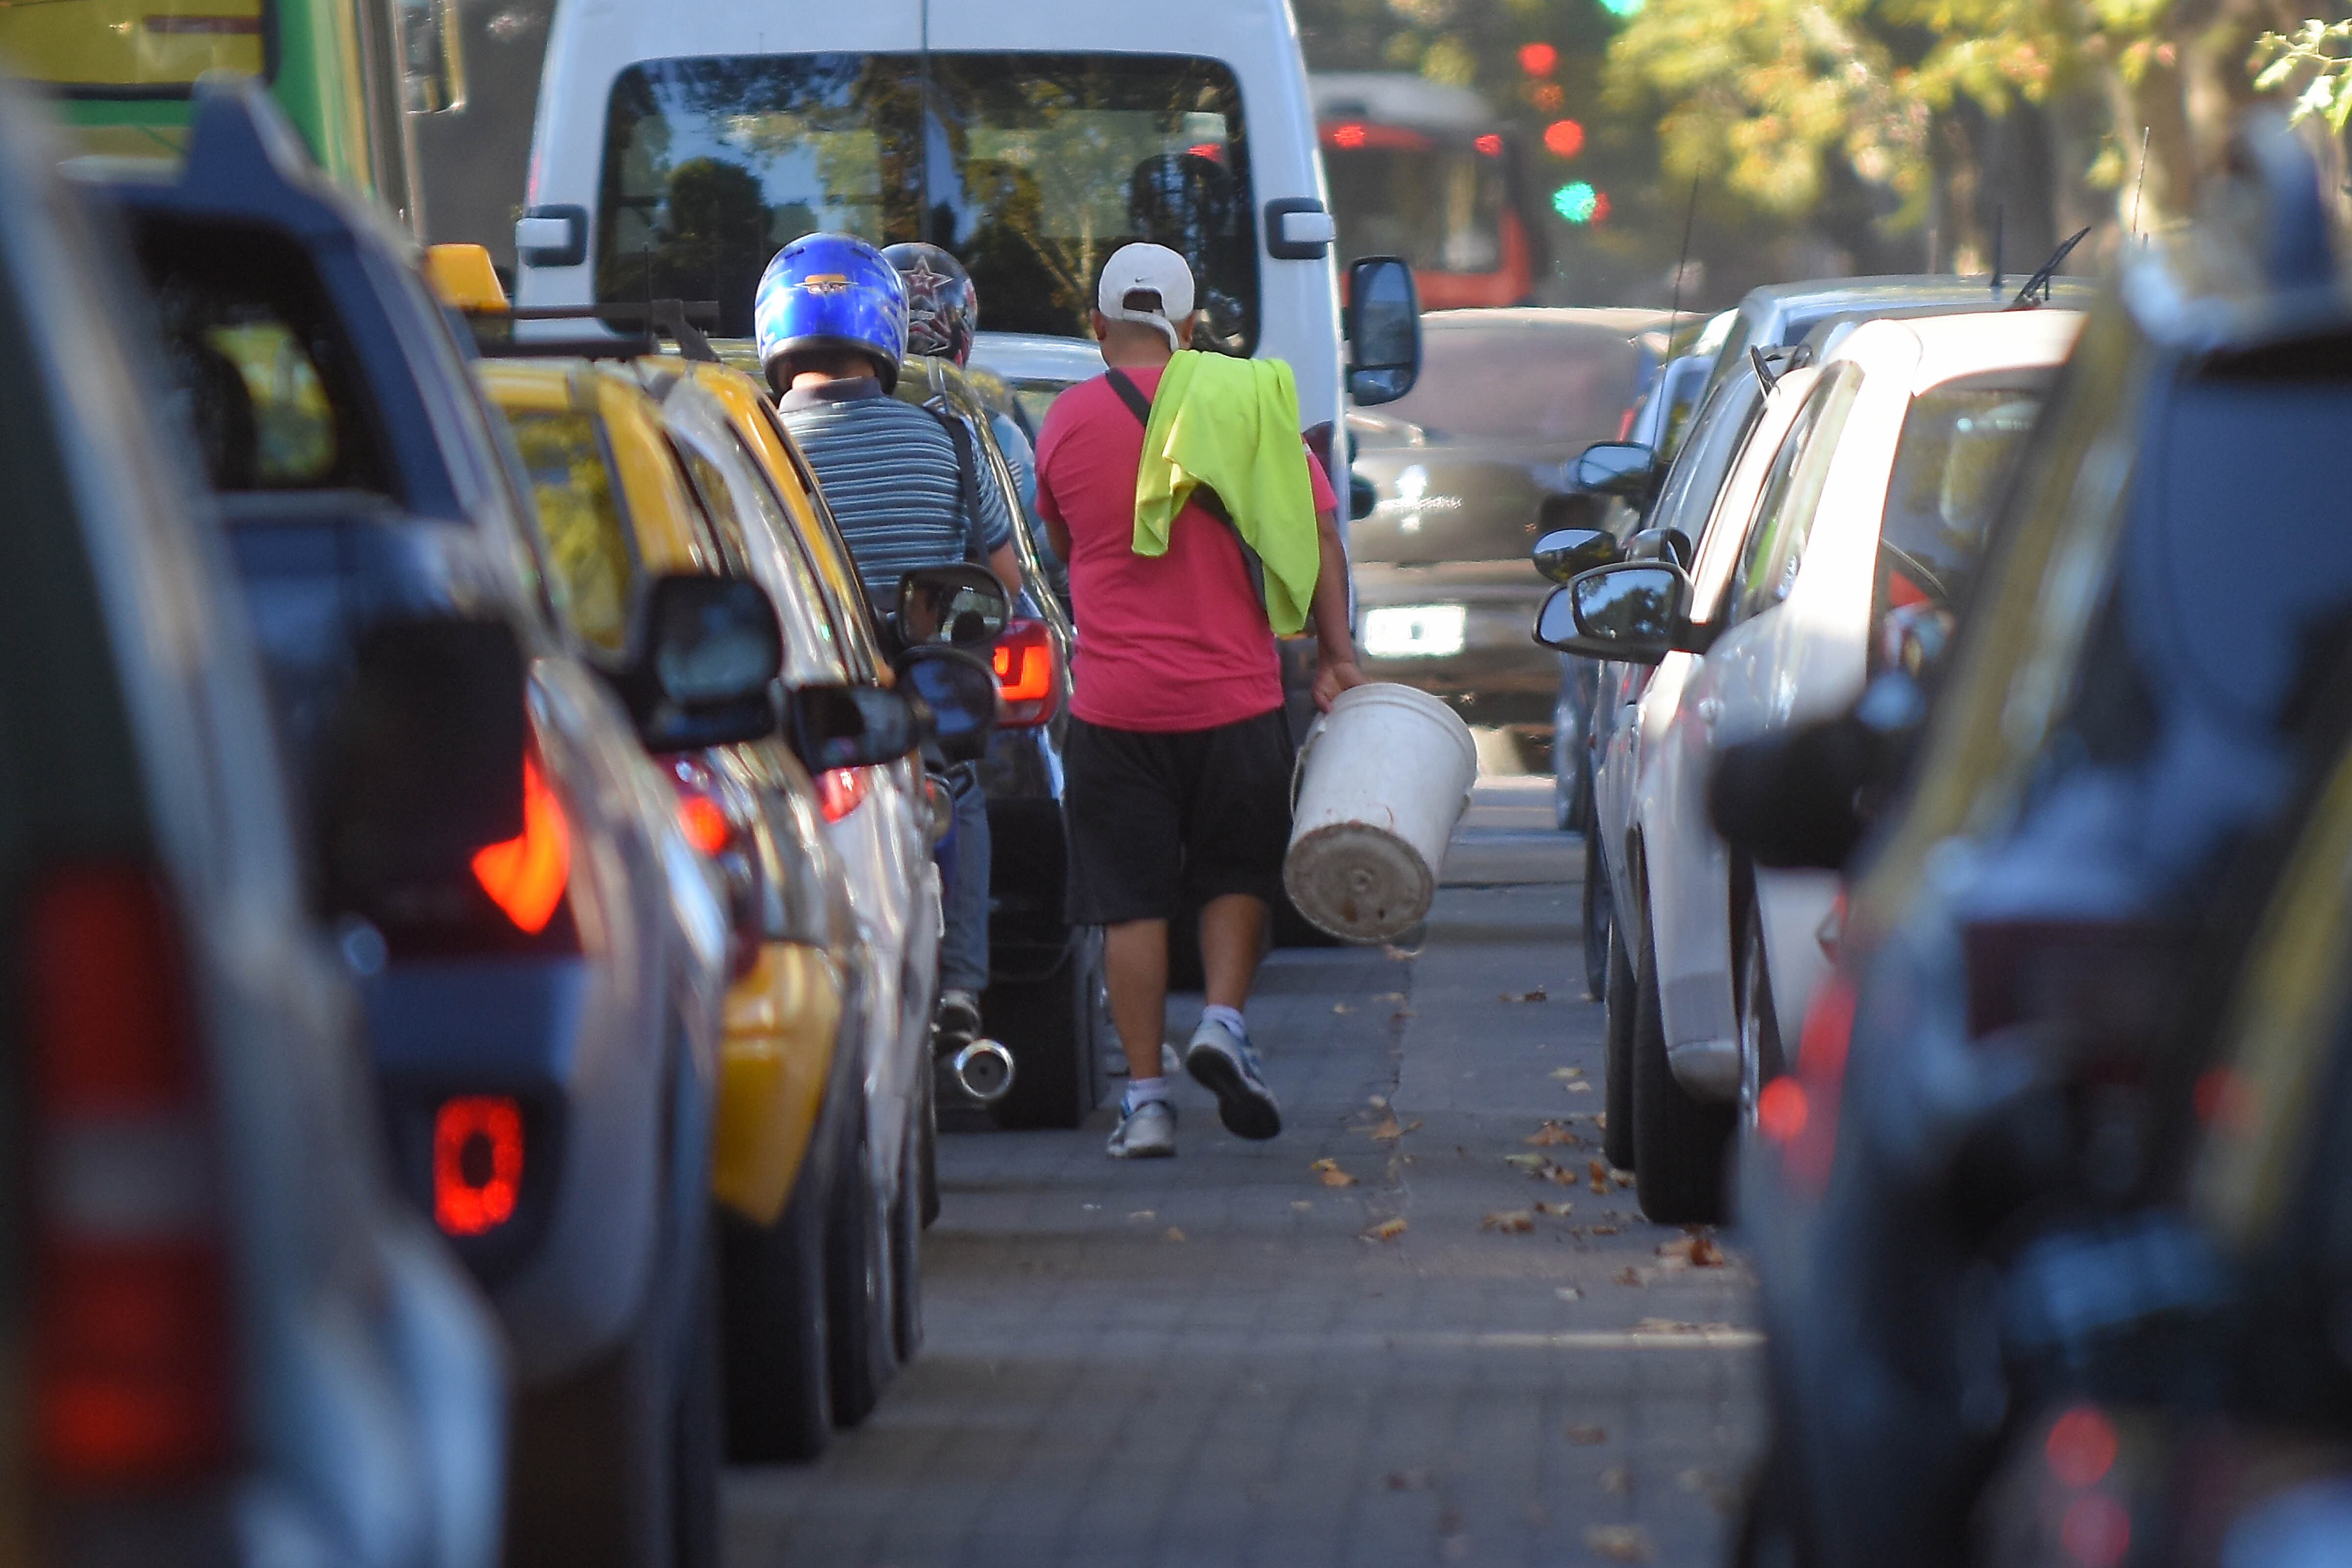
[725,795,1763,1568]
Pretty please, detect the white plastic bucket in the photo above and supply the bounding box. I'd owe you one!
[1283,683,1478,943]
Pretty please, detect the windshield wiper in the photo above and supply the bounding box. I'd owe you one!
[2009,227,2093,310]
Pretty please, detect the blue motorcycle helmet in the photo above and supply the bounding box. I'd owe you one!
[754,233,909,394]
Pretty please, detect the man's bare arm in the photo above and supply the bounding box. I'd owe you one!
[1307,505,1364,712]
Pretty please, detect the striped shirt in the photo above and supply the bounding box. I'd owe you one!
[774,378,1012,604]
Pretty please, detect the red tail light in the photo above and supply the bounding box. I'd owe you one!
[28,866,235,1487]
[991,618,1059,727]
[816,766,870,824]
[472,754,570,934]
[1780,968,1857,1197]
[434,1096,524,1236]
[675,792,733,858]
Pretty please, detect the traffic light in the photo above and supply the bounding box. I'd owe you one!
[1598,0,1644,14]
[1518,42,1558,75]
[1543,119,1586,159]
[1553,182,1609,224]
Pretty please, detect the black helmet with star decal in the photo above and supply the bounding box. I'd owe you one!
[881,242,978,367]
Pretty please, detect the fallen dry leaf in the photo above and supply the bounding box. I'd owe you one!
[1504,1152,1549,1171]
[1615,1266,1646,1287]
[1331,1002,1352,1014]
[1165,1227,1187,1243]
[1392,1009,1417,1022]
[1127,1210,1156,1222]
[1535,1200,1575,1218]
[1550,1066,1582,1081]
[1587,1224,1621,1236]
[1545,1164,1580,1187]
[1311,1158,1357,1188]
[1362,1115,1404,1140]
[1567,1080,1594,1094]
[1372,991,1408,1004]
[1585,1525,1653,1563]
[1525,1121,1582,1146]
[1481,1209,1535,1233]
[1382,944,1415,961]
[1600,1465,1632,1496]
[1565,1423,1608,1445]
[1589,1158,1610,1194]
[1633,1318,1709,1335]
[1362,1216,1408,1243]
[1368,1093,1389,1109]
[1611,1169,1635,1188]
[1688,1230,1725,1267]
[1501,988,1549,1003]
[1556,1286,1583,1302]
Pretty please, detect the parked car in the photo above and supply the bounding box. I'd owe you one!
[0,74,506,1568]
[1348,307,1664,758]
[97,81,741,1568]
[1721,122,2352,1568]
[1545,307,2081,1222]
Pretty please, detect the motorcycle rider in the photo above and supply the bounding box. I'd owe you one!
[757,232,1020,1052]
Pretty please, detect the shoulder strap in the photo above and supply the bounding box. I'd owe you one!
[923,397,984,562]
[1104,367,1154,425]
[1102,369,1264,612]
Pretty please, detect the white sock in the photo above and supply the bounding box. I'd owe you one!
[1200,1004,1247,1041]
[1125,1077,1170,1109]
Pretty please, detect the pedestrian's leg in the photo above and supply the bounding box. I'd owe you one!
[1105,918,1170,1081]
[1198,893,1267,1011]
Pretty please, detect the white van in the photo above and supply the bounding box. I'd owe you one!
[512,0,1418,488]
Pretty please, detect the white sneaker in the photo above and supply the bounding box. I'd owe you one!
[1106,1096,1176,1159]
[1184,1019,1282,1141]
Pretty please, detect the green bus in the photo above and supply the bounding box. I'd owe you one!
[0,0,464,228]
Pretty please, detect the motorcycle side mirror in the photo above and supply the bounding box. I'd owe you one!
[783,682,923,771]
[895,564,1010,649]
[1532,527,1619,585]
[893,643,999,765]
[1706,672,1928,870]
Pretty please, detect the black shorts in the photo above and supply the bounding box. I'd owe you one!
[1063,708,1296,925]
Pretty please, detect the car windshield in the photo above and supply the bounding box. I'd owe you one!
[1875,375,2053,620]
[0,0,271,94]
[1376,320,1644,445]
[1323,134,1506,275]
[598,52,1256,350]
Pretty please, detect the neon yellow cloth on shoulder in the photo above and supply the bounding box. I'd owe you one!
[1131,350,1321,636]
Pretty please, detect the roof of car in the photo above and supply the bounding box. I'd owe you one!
[1825,309,2086,393]
[1423,306,1670,337]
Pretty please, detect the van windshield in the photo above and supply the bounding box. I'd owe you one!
[599,53,1257,352]
[0,0,270,94]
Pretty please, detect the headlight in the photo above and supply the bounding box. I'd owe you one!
[1362,605,1468,659]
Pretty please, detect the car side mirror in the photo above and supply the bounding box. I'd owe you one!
[1531,562,1696,665]
[894,644,999,765]
[784,683,922,771]
[623,574,783,752]
[1625,526,1694,571]
[1532,527,1619,585]
[1568,441,1655,499]
[1345,256,1421,405]
[1706,672,1928,870]
[896,564,1010,649]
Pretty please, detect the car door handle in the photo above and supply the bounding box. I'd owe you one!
[1696,697,1724,725]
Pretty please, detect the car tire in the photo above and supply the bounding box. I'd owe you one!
[671,1229,723,1568]
[1603,913,1638,1173]
[503,1277,676,1568]
[917,1056,940,1228]
[986,926,1107,1130]
[825,1109,896,1427]
[1554,724,1585,833]
[1581,790,1613,1002]
[718,1167,832,1463]
[889,1102,925,1365]
[1737,900,1788,1129]
[1631,903,1733,1224]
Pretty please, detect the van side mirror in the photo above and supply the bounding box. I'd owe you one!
[1568,441,1654,498]
[784,683,923,771]
[1532,527,1618,585]
[1531,562,1699,665]
[896,564,1009,649]
[623,574,783,752]
[1708,673,1929,870]
[894,644,1000,765]
[1345,256,1421,405]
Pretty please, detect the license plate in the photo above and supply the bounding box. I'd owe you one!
[1362,605,1467,659]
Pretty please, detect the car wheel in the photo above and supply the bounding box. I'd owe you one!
[825,1108,896,1427]
[986,926,1107,1130]
[1554,727,1586,832]
[504,1275,676,1568]
[1603,913,1637,1173]
[889,1101,925,1365]
[1581,791,1613,1002]
[1631,903,1734,1224]
[1737,900,1788,1129]
[671,1228,723,1568]
[718,1165,832,1463]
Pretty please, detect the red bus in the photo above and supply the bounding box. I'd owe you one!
[1311,72,1541,310]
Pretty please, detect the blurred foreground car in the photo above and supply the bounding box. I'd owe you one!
[0,79,504,1568]
[98,82,743,1568]
[1723,122,2352,1568]
[1546,307,2080,1222]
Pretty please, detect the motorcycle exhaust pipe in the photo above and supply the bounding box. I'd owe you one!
[951,1039,1016,1103]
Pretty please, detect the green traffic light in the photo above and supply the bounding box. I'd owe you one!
[1598,0,1644,15]
[1553,181,1600,223]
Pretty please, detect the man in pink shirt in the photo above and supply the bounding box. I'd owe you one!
[1035,244,1364,1159]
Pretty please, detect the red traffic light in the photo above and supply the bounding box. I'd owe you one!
[1518,42,1558,77]
[1543,119,1586,159]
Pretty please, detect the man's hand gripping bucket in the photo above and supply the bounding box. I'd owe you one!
[1282,683,1478,943]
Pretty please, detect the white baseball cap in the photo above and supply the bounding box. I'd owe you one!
[1096,243,1196,348]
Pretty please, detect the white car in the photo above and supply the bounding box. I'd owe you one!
[1546,308,2082,1222]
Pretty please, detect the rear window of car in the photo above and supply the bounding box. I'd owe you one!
[1875,371,2054,624]
[504,410,638,653]
[1377,320,1646,444]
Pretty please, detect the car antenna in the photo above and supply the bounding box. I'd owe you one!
[1989,204,2004,296]
[1664,175,1698,359]
[1748,345,1780,394]
[2008,226,2094,310]
[2130,126,2151,244]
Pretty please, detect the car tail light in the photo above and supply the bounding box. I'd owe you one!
[676,793,733,857]
[669,759,762,978]
[471,754,569,935]
[434,1096,524,1236]
[1776,968,1857,1198]
[28,865,235,1487]
[991,618,1059,728]
[816,766,870,824]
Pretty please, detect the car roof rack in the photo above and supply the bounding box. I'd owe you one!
[468,298,722,362]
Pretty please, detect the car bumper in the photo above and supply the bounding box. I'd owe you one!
[711,942,844,1228]
[1352,566,1553,724]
